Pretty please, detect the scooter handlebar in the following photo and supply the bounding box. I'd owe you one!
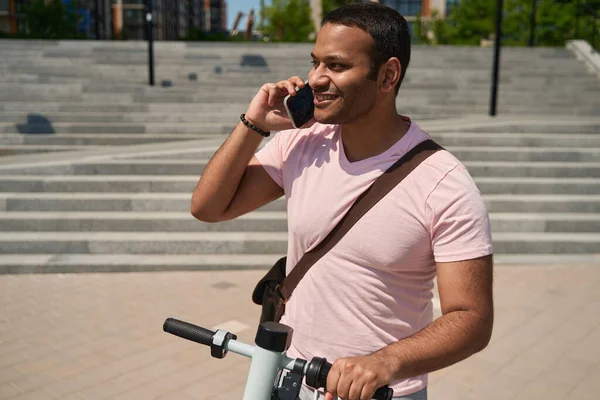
[163,318,394,400]
[308,357,393,400]
[163,318,216,347]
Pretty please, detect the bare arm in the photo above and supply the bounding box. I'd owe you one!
[325,254,494,400]
[190,76,310,222]
[190,122,282,222]
[375,254,494,378]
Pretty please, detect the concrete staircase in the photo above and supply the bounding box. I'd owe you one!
[1,39,600,272]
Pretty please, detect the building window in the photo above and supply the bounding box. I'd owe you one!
[383,0,422,17]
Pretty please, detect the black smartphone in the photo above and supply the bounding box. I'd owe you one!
[283,81,314,129]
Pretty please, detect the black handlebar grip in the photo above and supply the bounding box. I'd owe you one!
[316,360,393,400]
[163,318,216,347]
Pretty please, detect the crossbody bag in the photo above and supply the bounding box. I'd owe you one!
[251,139,443,323]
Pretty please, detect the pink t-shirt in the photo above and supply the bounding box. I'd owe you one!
[255,120,493,396]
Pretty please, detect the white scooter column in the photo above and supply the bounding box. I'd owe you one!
[243,322,294,400]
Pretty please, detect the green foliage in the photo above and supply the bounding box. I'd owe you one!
[19,0,83,39]
[181,28,233,41]
[416,10,450,44]
[425,0,599,47]
[441,0,497,45]
[263,0,315,42]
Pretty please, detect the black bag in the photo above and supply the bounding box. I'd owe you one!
[251,256,287,323]
[251,140,442,324]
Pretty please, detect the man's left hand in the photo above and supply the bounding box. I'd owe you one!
[324,353,396,400]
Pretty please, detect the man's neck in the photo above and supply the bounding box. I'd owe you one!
[340,107,411,163]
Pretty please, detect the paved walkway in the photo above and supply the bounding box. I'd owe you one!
[1,265,599,400]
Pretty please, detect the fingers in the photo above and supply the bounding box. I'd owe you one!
[326,358,382,400]
[289,75,306,88]
[326,360,341,400]
[266,77,307,107]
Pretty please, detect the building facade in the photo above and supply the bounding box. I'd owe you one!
[359,0,452,42]
[0,0,227,40]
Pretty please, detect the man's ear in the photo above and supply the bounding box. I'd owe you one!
[381,58,402,93]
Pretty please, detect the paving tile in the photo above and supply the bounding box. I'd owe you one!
[513,380,575,400]
[0,267,598,400]
[5,388,57,400]
[428,377,472,400]
[0,367,25,385]
[156,391,198,400]
[0,383,21,399]
[9,372,57,394]
[76,379,124,400]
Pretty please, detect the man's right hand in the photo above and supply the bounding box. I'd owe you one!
[244,76,315,132]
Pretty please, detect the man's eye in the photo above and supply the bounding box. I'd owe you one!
[310,60,319,67]
[329,63,345,69]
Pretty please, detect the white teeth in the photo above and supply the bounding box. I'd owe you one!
[317,95,337,101]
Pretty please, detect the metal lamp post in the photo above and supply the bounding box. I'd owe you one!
[489,0,504,116]
[146,0,155,86]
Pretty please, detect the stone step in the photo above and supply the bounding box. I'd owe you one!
[434,132,600,147]
[3,158,599,177]
[458,123,600,134]
[0,253,279,274]
[0,112,245,124]
[491,232,600,254]
[0,103,151,113]
[0,45,575,57]
[0,231,598,255]
[3,82,598,102]
[2,175,599,195]
[489,213,600,233]
[484,194,600,213]
[0,145,104,156]
[464,161,600,178]
[486,254,600,265]
[1,211,599,233]
[0,231,289,254]
[2,193,600,213]
[0,175,198,192]
[1,252,599,273]
[0,211,288,232]
[450,147,600,162]
[2,56,589,73]
[0,193,284,212]
[1,122,235,135]
[0,111,453,125]
[0,133,206,146]
[475,177,600,195]
[0,92,136,103]
[2,71,597,88]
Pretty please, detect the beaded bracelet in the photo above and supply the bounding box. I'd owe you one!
[240,114,270,138]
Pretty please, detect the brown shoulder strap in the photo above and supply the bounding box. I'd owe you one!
[278,139,443,302]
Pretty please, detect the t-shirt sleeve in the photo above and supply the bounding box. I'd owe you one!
[426,165,493,263]
[254,131,288,188]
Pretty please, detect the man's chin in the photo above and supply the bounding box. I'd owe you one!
[314,111,342,125]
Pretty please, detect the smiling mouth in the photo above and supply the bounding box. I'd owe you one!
[315,94,338,101]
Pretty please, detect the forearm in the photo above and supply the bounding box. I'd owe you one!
[191,120,264,220]
[375,310,493,380]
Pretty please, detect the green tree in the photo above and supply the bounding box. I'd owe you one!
[21,0,82,39]
[442,0,497,45]
[438,0,591,46]
[503,0,577,45]
[263,0,315,42]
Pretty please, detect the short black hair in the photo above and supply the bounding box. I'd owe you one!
[321,2,411,94]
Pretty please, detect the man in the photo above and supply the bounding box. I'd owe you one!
[191,3,494,400]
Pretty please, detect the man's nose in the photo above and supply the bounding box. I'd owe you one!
[308,67,330,91]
